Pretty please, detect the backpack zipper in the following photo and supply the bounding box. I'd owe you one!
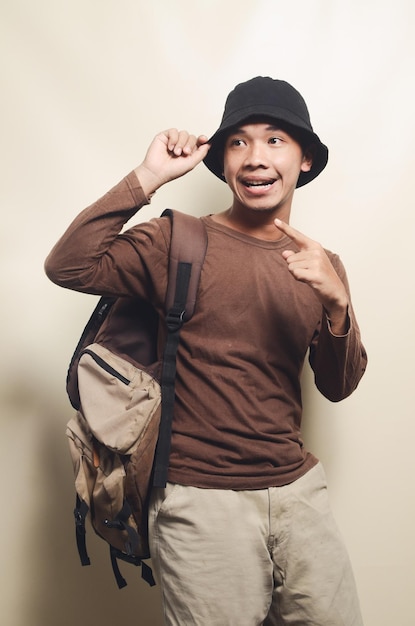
[81,348,131,385]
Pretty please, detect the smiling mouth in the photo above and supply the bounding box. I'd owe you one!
[242,179,276,189]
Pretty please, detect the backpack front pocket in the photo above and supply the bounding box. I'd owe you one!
[77,343,161,455]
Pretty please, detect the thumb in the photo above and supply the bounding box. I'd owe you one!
[191,140,210,165]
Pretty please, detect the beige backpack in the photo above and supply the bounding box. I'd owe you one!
[65,210,207,588]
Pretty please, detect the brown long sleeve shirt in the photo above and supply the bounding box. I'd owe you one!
[45,172,367,489]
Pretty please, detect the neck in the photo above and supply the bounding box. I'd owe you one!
[212,205,291,241]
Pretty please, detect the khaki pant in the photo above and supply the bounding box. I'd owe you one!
[148,463,363,626]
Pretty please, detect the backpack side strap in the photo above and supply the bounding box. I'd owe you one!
[163,209,208,321]
[153,209,208,488]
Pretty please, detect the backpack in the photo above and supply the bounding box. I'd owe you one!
[65,209,208,588]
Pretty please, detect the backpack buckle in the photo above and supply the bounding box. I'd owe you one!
[166,308,185,332]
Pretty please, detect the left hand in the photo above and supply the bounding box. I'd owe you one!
[274,218,349,333]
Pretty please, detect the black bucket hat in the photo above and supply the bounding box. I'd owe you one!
[203,76,329,188]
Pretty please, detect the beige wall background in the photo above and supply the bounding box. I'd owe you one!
[1,1,414,624]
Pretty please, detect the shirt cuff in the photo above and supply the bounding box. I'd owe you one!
[325,307,351,338]
[125,170,153,205]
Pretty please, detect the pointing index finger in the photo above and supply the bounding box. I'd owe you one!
[274,218,315,250]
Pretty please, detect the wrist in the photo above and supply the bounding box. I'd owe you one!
[133,164,163,200]
[324,299,350,336]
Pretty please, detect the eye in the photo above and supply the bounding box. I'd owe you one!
[229,138,245,147]
[268,136,283,145]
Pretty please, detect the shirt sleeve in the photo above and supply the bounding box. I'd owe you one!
[44,172,171,303]
[308,254,368,402]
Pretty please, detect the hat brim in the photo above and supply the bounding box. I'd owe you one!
[203,109,328,188]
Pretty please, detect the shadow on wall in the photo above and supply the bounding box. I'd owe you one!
[300,362,340,472]
[3,379,163,626]
[2,331,337,626]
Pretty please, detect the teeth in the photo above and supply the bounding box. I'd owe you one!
[245,181,272,187]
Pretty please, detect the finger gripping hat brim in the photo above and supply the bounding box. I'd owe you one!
[203,76,329,188]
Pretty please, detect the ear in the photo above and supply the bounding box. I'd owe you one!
[301,146,314,173]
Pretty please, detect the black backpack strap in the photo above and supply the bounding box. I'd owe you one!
[73,495,91,566]
[152,210,208,488]
[66,297,115,409]
[109,546,157,589]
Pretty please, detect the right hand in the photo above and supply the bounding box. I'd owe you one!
[134,129,210,198]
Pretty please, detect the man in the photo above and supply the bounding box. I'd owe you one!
[45,76,367,625]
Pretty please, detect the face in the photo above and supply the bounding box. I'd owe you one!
[223,122,312,217]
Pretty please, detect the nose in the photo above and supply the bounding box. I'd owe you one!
[243,142,269,169]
